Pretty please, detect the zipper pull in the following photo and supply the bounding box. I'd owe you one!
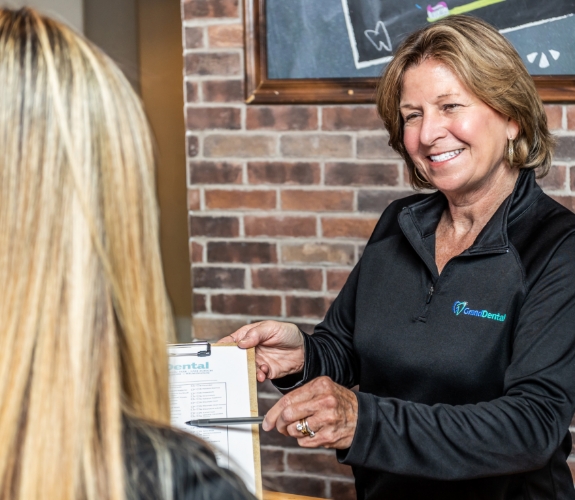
[426,285,434,304]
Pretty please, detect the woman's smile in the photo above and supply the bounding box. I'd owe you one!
[400,58,519,197]
[427,148,464,164]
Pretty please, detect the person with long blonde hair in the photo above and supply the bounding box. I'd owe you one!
[0,7,252,500]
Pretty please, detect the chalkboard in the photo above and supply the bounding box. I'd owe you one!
[244,0,575,103]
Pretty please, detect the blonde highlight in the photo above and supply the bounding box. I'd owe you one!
[0,8,174,500]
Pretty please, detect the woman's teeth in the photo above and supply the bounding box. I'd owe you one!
[429,149,463,162]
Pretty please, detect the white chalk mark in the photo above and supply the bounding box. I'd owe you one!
[549,49,560,60]
[364,21,392,52]
[341,0,393,69]
[527,52,538,63]
[500,14,573,34]
[539,53,550,68]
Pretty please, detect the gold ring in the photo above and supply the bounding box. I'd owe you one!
[296,418,315,438]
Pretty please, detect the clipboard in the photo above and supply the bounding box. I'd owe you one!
[168,342,262,499]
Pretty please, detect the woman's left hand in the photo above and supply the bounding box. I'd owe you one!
[262,376,358,449]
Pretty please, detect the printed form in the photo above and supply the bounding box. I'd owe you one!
[168,343,262,498]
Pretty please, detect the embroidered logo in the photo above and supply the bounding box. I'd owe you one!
[452,301,506,322]
[453,301,467,315]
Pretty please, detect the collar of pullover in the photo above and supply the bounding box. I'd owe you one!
[397,169,542,271]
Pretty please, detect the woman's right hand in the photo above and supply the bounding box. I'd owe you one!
[218,321,305,383]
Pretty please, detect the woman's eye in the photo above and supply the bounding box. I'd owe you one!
[404,113,420,122]
[443,103,460,111]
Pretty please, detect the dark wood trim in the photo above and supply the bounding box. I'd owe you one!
[244,0,575,104]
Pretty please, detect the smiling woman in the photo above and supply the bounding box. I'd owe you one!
[223,15,575,500]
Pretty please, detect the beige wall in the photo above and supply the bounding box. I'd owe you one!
[138,0,191,338]
[1,0,82,32]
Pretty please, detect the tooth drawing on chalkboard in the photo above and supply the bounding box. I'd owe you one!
[427,2,450,20]
[364,21,392,52]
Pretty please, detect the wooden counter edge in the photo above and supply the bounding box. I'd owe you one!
[263,491,323,500]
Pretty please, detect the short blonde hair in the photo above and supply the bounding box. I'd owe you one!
[376,15,554,189]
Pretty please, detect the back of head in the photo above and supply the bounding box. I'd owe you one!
[0,8,174,499]
[377,15,554,189]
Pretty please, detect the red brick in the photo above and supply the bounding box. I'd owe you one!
[189,216,239,237]
[571,166,575,191]
[185,81,198,103]
[261,449,284,472]
[208,242,277,263]
[205,189,276,209]
[262,475,326,498]
[286,296,334,318]
[183,0,238,18]
[208,24,243,48]
[330,480,357,500]
[192,317,246,341]
[555,137,575,160]
[190,242,204,263]
[189,161,242,184]
[568,461,575,482]
[357,134,401,159]
[193,293,206,313]
[287,451,353,477]
[358,189,415,213]
[252,268,322,291]
[244,216,316,237]
[281,134,352,158]
[186,106,241,130]
[187,189,200,210]
[545,105,563,130]
[211,294,281,315]
[185,52,241,76]
[187,135,199,157]
[322,105,382,130]
[568,106,575,130]
[326,162,399,186]
[193,267,245,288]
[247,106,318,131]
[202,80,244,103]
[537,165,566,190]
[204,134,276,157]
[281,243,355,265]
[327,269,351,291]
[248,162,320,185]
[322,217,378,239]
[184,27,204,49]
[282,190,353,211]
[551,196,575,213]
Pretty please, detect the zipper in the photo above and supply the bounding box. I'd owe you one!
[426,285,434,304]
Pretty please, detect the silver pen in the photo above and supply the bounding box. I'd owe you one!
[186,416,265,427]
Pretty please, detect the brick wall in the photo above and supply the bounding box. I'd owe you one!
[181,1,575,498]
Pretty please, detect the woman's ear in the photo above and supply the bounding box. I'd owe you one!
[507,117,519,141]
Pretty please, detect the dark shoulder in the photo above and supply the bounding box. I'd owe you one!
[508,191,575,287]
[124,418,255,500]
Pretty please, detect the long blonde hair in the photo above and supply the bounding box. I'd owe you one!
[0,8,174,499]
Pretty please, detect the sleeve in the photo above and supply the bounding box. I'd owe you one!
[272,258,361,392]
[337,234,575,480]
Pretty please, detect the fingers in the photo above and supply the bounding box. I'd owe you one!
[216,322,263,346]
[262,377,359,450]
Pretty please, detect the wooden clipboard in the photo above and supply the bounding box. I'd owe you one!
[168,342,263,499]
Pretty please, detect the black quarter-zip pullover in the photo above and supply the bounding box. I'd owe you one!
[276,169,575,499]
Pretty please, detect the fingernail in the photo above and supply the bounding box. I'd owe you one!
[262,419,270,431]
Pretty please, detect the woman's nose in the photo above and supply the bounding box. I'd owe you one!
[419,112,447,146]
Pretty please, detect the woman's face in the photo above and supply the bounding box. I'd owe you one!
[400,58,519,197]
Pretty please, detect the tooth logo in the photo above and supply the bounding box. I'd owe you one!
[453,301,467,315]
